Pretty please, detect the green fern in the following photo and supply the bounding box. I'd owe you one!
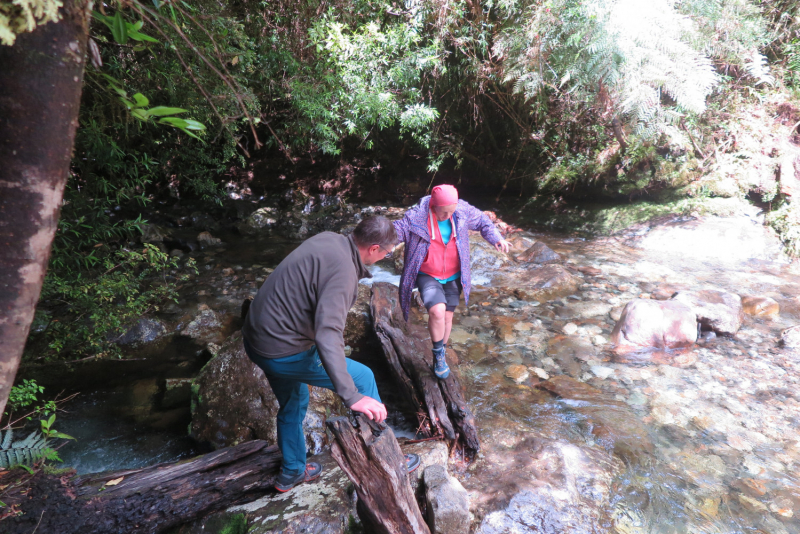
[0,428,49,469]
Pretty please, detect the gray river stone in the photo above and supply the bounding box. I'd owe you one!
[109,317,167,346]
[516,242,561,264]
[424,465,470,534]
[182,307,224,342]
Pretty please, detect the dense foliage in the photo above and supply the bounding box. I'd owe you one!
[6,0,799,360]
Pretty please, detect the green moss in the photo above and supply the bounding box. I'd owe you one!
[219,513,247,534]
[766,202,800,257]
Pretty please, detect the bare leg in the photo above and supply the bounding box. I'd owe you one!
[443,310,455,346]
[428,303,446,342]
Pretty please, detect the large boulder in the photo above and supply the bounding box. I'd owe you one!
[470,233,513,278]
[424,465,470,534]
[611,299,697,352]
[672,289,743,335]
[476,440,620,534]
[190,333,346,450]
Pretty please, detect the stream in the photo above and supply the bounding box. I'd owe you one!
[23,202,800,533]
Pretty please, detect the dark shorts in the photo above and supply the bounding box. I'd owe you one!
[416,272,462,312]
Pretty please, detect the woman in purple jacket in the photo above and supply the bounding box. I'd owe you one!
[393,185,510,379]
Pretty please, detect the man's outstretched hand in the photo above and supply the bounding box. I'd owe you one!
[350,396,387,423]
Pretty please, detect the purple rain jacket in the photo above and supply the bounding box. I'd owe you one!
[393,195,503,321]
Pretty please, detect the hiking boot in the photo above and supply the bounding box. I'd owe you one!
[432,347,450,379]
[405,453,421,473]
[274,462,322,493]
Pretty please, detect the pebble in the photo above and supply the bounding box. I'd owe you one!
[590,365,615,379]
[505,365,530,384]
[562,323,578,335]
[530,367,550,380]
[592,335,608,346]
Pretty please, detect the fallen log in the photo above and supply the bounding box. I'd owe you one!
[1,440,281,534]
[327,414,430,534]
[370,282,480,455]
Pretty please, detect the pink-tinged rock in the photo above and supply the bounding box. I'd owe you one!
[611,299,697,353]
[672,290,744,335]
[741,296,779,319]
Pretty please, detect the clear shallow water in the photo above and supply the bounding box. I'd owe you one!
[447,214,800,533]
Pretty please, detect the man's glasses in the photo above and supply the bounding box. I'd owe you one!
[375,244,395,259]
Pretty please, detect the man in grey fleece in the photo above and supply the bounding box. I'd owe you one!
[241,216,398,492]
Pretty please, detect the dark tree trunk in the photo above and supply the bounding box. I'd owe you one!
[0,0,92,414]
[1,440,282,533]
[327,414,430,534]
[370,283,480,455]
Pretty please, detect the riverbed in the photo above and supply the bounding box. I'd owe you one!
[28,203,800,533]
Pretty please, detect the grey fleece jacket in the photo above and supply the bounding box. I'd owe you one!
[241,232,371,407]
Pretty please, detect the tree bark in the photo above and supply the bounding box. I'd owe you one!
[1,440,283,533]
[370,283,480,455]
[327,414,430,534]
[0,0,92,415]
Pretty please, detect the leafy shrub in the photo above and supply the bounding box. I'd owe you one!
[36,245,195,360]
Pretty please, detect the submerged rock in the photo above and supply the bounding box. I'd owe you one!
[516,242,561,264]
[476,440,620,534]
[611,299,697,352]
[190,333,346,450]
[197,231,222,247]
[501,265,581,302]
[672,289,743,335]
[537,375,654,463]
[741,296,779,319]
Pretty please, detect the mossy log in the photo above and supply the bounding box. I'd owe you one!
[370,282,480,455]
[327,414,430,534]
[0,440,281,534]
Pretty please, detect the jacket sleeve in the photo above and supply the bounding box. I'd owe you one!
[465,203,503,245]
[393,213,412,243]
[314,269,364,407]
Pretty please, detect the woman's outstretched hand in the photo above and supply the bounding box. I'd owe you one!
[350,396,387,423]
[494,239,511,254]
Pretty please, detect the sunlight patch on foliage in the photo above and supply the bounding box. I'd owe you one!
[0,0,61,46]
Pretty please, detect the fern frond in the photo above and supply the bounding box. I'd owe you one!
[0,429,49,469]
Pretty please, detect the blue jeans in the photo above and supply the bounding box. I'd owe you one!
[242,337,381,476]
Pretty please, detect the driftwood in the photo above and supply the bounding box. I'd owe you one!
[370,283,480,455]
[327,414,430,534]
[2,440,281,534]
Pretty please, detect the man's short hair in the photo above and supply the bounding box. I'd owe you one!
[353,216,397,249]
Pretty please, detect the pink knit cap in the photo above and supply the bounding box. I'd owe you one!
[430,184,459,206]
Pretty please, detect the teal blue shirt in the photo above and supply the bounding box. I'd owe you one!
[435,219,460,284]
